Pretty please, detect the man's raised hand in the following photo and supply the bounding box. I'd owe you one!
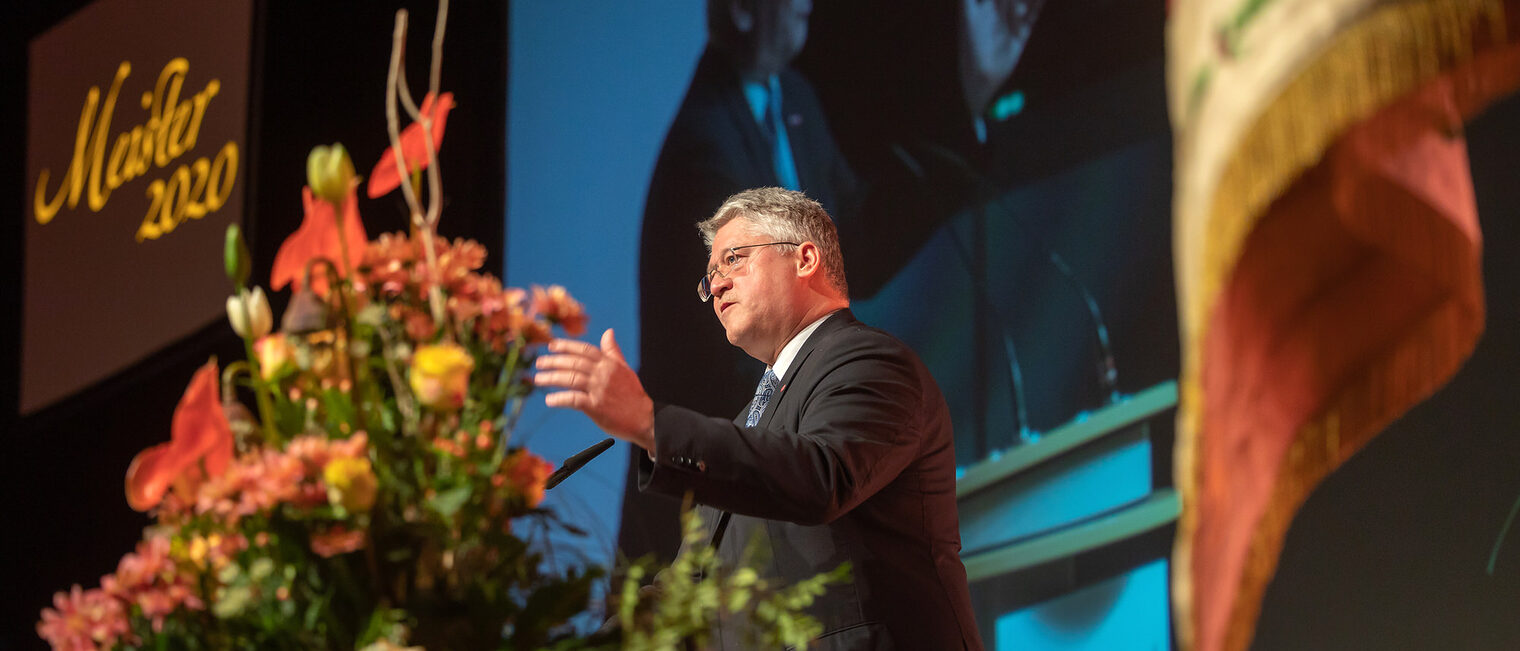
[534,328,656,453]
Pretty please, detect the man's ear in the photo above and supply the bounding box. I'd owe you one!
[795,242,822,278]
[729,0,755,33]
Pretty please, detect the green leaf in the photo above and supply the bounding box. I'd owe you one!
[428,484,474,517]
[320,387,358,433]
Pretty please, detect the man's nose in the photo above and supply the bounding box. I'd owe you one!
[710,274,734,301]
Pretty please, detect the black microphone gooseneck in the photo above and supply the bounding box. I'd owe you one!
[545,437,615,490]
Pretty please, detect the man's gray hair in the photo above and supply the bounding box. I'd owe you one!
[698,187,849,295]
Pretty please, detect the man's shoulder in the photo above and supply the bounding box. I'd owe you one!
[667,49,744,124]
[810,312,923,367]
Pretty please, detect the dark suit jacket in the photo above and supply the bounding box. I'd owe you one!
[640,310,984,651]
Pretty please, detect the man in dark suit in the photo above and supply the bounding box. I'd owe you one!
[539,187,984,650]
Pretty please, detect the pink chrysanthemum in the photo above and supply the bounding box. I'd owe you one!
[102,536,204,633]
[477,285,532,351]
[310,525,367,558]
[530,285,588,336]
[38,585,129,651]
[434,237,487,293]
[363,232,417,298]
[285,432,369,475]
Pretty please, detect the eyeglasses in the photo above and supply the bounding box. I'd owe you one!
[697,241,799,302]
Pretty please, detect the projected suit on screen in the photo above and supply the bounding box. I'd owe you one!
[627,0,858,562]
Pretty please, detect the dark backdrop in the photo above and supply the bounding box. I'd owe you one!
[5,1,1520,649]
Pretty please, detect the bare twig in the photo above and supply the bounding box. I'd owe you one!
[421,0,448,231]
[397,66,422,120]
[385,10,425,223]
[388,0,448,230]
[393,0,446,125]
[385,9,449,330]
[430,0,446,102]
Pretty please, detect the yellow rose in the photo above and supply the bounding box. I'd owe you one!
[323,457,378,513]
[409,343,474,411]
[254,334,297,381]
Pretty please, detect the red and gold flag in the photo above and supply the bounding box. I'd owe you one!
[1168,1,1520,649]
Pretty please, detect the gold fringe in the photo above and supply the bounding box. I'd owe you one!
[1174,2,1508,650]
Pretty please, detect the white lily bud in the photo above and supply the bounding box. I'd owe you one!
[227,287,273,340]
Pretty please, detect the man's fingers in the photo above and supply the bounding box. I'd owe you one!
[547,338,599,356]
[533,370,587,391]
[543,390,588,410]
[535,354,587,372]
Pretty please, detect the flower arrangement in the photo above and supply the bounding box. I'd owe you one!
[37,4,843,650]
[36,4,596,647]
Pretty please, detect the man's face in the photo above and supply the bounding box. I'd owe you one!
[706,220,799,360]
[750,0,812,75]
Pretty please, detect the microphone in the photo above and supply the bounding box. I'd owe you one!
[545,438,615,490]
[1044,247,1120,403]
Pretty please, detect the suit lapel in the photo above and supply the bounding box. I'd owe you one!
[711,310,856,549]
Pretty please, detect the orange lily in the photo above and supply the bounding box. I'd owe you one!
[366,92,455,198]
[125,361,234,512]
[271,183,367,295]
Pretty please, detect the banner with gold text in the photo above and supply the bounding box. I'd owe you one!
[22,0,253,414]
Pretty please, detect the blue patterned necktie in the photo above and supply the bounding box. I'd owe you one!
[745,369,781,427]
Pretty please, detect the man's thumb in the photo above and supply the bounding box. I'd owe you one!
[601,328,625,361]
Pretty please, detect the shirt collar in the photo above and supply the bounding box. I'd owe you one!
[770,311,835,382]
